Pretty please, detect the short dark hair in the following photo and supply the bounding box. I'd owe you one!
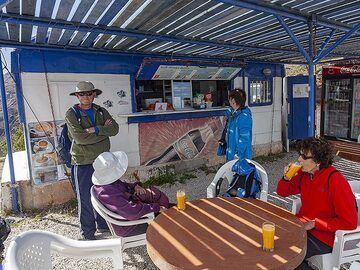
[296,137,334,169]
[229,89,247,108]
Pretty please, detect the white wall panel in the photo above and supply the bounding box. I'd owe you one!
[20,72,140,165]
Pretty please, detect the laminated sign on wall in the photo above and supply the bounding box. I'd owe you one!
[293,84,309,98]
[27,120,69,185]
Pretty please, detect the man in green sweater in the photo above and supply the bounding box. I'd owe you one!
[66,81,119,240]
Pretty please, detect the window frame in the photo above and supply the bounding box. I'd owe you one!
[248,76,273,107]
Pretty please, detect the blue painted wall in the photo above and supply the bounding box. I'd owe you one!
[244,62,284,78]
[14,49,284,78]
[15,50,144,75]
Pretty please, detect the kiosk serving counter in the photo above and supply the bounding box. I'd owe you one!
[13,49,284,186]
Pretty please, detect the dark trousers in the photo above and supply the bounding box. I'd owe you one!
[71,164,108,238]
[296,232,333,270]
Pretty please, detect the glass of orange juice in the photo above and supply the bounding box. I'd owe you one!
[176,190,186,210]
[262,222,275,251]
[285,162,302,179]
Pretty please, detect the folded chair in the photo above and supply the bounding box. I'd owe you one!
[90,186,154,268]
[292,180,360,270]
[207,159,268,201]
[5,230,123,270]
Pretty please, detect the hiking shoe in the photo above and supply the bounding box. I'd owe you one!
[97,228,110,234]
[79,235,96,241]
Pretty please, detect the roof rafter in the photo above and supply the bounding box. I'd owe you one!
[217,0,357,32]
[0,13,299,54]
[0,0,12,9]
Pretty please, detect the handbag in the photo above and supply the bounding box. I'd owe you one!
[217,118,228,156]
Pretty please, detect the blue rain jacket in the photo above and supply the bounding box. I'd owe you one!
[225,106,253,161]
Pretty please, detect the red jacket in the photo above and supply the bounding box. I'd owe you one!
[277,166,358,247]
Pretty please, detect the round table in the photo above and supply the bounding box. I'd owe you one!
[147,197,306,270]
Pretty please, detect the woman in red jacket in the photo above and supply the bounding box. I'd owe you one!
[276,137,357,270]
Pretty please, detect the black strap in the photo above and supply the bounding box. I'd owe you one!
[215,177,224,197]
[71,105,82,123]
[219,118,229,143]
[327,169,339,187]
[327,169,358,212]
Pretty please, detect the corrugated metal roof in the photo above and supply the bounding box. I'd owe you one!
[0,0,359,64]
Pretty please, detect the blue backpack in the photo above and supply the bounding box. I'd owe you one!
[222,159,262,198]
[57,106,81,168]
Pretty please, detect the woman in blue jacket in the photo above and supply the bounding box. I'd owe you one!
[225,89,253,161]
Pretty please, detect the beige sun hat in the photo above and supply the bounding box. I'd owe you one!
[70,81,102,96]
[92,151,128,185]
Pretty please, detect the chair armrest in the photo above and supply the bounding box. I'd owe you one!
[335,226,360,239]
[51,237,123,258]
[207,160,237,198]
[291,197,301,214]
[107,212,155,226]
[332,226,360,267]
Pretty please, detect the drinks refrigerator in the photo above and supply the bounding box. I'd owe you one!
[321,65,360,141]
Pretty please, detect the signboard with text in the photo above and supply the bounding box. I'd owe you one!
[323,65,360,76]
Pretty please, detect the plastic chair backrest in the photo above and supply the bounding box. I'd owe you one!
[207,159,268,201]
[90,186,154,237]
[349,181,360,222]
[5,230,124,270]
[8,232,52,270]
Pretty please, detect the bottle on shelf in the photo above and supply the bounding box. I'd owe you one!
[145,121,219,165]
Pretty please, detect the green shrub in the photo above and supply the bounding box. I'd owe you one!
[0,125,25,156]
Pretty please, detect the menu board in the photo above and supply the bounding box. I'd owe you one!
[172,81,192,109]
[28,120,69,185]
[152,65,241,80]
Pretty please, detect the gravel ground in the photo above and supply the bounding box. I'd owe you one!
[2,150,353,269]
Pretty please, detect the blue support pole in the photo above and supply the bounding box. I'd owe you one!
[308,63,315,137]
[275,15,312,63]
[308,17,315,137]
[315,29,336,59]
[130,74,136,113]
[0,53,19,213]
[12,51,33,182]
[12,51,25,123]
[314,22,360,63]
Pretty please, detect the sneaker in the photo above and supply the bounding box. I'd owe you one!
[97,228,110,234]
[79,235,96,241]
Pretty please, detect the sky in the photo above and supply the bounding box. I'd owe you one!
[1,48,13,72]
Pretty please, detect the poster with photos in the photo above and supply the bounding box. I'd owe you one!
[28,120,69,185]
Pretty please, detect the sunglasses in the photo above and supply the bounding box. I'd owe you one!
[77,91,94,97]
[298,152,314,160]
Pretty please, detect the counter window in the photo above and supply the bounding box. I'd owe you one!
[136,79,230,111]
[249,79,272,106]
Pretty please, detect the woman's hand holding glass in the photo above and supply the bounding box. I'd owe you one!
[134,185,146,195]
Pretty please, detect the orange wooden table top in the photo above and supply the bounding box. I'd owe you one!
[147,197,307,270]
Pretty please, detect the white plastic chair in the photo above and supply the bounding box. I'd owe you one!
[291,180,360,270]
[207,159,268,202]
[4,230,123,270]
[90,186,154,268]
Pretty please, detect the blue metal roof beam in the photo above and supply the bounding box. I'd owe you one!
[217,0,355,32]
[0,0,13,9]
[275,15,311,63]
[0,41,308,65]
[0,40,247,63]
[314,22,360,63]
[0,13,300,55]
[314,29,336,59]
